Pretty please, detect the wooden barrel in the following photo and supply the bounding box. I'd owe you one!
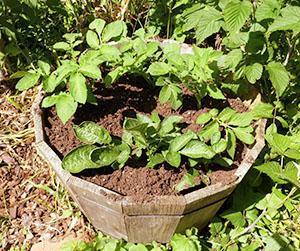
[31,40,266,243]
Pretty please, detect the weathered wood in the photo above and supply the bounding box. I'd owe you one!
[176,198,227,233]
[125,215,181,243]
[78,196,127,240]
[235,119,266,181]
[32,87,45,143]
[68,176,124,213]
[184,183,237,214]
[122,195,186,216]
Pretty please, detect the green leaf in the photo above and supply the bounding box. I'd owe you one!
[148,153,165,168]
[227,112,253,127]
[86,30,100,49]
[283,162,300,188]
[63,33,82,43]
[42,75,58,93]
[9,71,27,79]
[217,49,243,70]
[195,6,224,44]
[226,128,236,159]
[196,112,212,124]
[148,62,171,76]
[209,108,219,117]
[41,95,59,108]
[38,60,51,75]
[256,162,285,184]
[198,121,220,141]
[55,93,78,124]
[170,233,201,251]
[93,146,120,167]
[266,61,289,97]
[102,20,124,42]
[180,140,216,159]
[16,72,40,91]
[79,64,101,79]
[116,142,131,167]
[175,169,201,192]
[169,131,195,152]
[159,84,182,110]
[99,45,121,62]
[211,131,221,145]
[244,63,263,84]
[159,115,182,136]
[104,67,124,86]
[268,6,300,35]
[221,211,246,227]
[159,85,172,103]
[54,61,79,86]
[79,50,102,66]
[165,151,181,168]
[207,85,226,99]
[255,0,281,22]
[73,121,111,145]
[214,157,234,167]
[89,18,106,36]
[62,145,100,173]
[218,107,237,122]
[69,72,87,104]
[232,127,255,145]
[224,0,252,33]
[53,41,70,51]
[212,139,227,153]
[251,103,274,119]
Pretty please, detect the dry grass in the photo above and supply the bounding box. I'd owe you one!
[0,87,95,250]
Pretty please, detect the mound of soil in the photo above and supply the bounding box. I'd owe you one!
[44,77,247,199]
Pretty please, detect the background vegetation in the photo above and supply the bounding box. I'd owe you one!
[0,0,299,250]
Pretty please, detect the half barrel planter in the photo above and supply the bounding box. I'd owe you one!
[32,41,266,243]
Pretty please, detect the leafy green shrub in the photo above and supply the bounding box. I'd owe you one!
[0,0,74,72]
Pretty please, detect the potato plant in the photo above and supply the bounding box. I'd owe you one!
[13,6,298,191]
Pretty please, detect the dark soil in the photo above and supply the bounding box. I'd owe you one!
[44,78,248,200]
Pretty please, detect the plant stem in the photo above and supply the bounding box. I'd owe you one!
[284,34,299,66]
[120,0,131,21]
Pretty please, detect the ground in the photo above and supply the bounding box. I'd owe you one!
[0,87,95,250]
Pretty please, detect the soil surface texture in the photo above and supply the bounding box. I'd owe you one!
[45,78,248,199]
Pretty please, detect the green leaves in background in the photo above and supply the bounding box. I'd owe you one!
[266,62,289,97]
[170,231,202,251]
[102,20,125,42]
[256,161,300,188]
[16,72,40,91]
[86,30,100,49]
[89,18,106,37]
[159,84,183,110]
[79,64,101,79]
[148,62,171,76]
[183,6,223,44]
[224,0,252,33]
[268,6,300,35]
[244,63,263,84]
